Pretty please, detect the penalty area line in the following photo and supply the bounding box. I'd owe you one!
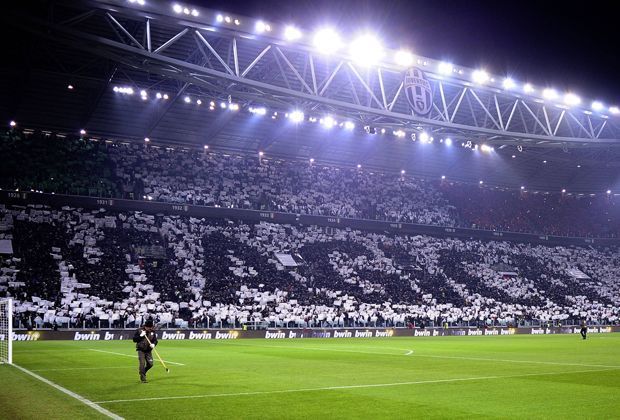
[12,363,124,420]
[93,367,619,404]
[88,349,185,366]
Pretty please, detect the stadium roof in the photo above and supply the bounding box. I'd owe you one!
[2,0,620,193]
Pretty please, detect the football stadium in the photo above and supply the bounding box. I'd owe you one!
[1,1,620,418]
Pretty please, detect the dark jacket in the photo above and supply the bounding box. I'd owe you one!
[133,328,158,353]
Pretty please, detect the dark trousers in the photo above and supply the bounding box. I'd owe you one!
[580,327,587,340]
[138,350,154,379]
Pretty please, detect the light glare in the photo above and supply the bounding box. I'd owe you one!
[349,34,384,66]
[284,26,302,41]
[394,50,414,67]
[313,28,342,55]
[472,69,489,84]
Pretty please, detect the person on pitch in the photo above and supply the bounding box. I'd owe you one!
[133,317,158,383]
[580,319,588,340]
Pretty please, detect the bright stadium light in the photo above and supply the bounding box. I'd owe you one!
[183,8,190,15]
[284,25,302,41]
[394,50,414,67]
[184,96,191,103]
[591,101,604,111]
[542,88,558,100]
[479,180,484,184]
[564,93,581,106]
[144,137,150,142]
[480,144,492,153]
[344,121,355,130]
[445,138,453,146]
[191,9,199,17]
[309,158,315,163]
[562,189,566,193]
[173,4,182,13]
[289,110,305,123]
[441,175,446,180]
[419,132,429,143]
[156,92,162,99]
[521,186,525,190]
[609,106,620,115]
[196,99,202,105]
[313,28,342,55]
[9,120,16,127]
[140,89,147,96]
[250,107,267,115]
[502,78,516,90]
[204,145,209,149]
[357,164,362,169]
[255,20,271,33]
[258,151,264,157]
[523,83,535,93]
[216,14,224,23]
[321,115,336,127]
[472,69,489,84]
[349,34,384,66]
[437,62,453,75]
[229,103,239,111]
[163,94,169,100]
[607,189,612,194]
[80,129,86,135]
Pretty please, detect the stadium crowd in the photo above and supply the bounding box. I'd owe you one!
[2,131,619,237]
[1,204,618,330]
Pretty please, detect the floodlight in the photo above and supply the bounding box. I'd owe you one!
[255,21,268,33]
[419,132,429,143]
[289,110,305,123]
[349,34,384,66]
[542,88,558,100]
[394,50,414,67]
[321,116,336,127]
[472,69,489,84]
[438,62,453,75]
[445,138,452,146]
[609,106,620,114]
[344,121,355,130]
[313,28,342,55]
[591,101,604,111]
[184,96,191,103]
[564,93,581,106]
[173,4,182,13]
[284,26,302,41]
[523,83,535,93]
[502,78,516,90]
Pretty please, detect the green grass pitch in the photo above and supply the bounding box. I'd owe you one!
[1,334,619,419]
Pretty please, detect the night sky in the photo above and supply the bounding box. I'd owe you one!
[197,0,620,106]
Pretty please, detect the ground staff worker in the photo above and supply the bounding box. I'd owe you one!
[133,318,158,383]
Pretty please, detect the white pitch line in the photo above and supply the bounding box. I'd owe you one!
[411,353,620,369]
[88,349,185,366]
[32,366,134,372]
[225,342,620,369]
[12,363,124,420]
[94,367,619,404]
[221,342,410,357]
